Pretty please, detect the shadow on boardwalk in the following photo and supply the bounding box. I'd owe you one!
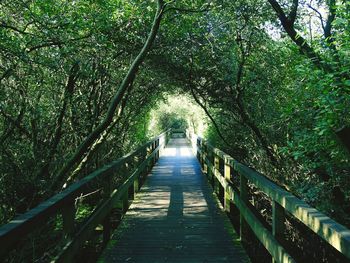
[99,138,249,263]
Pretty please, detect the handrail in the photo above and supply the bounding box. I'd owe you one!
[171,129,185,133]
[0,130,171,262]
[187,131,350,263]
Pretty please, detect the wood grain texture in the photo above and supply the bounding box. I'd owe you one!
[99,138,249,263]
[193,134,350,261]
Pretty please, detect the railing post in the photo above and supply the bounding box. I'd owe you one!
[145,145,151,174]
[166,130,170,144]
[152,141,156,165]
[209,149,215,188]
[214,154,220,193]
[143,147,149,177]
[120,162,129,213]
[272,201,286,263]
[224,160,231,212]
[129,185,134,201]
[134,167,139,194]
[240,173,248,242]
[199,142,203,167]
[122,191,129,213]
[102,174,112,245]
[62,201,75,239]
[202,143,207,171]
[196,137,201,161]
[155,139,158,161]
[156,138,160,161]
[206,146,213,182]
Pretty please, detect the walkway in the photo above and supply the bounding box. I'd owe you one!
[99,138,249,263]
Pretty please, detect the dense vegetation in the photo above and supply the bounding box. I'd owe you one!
[0,0,349,261]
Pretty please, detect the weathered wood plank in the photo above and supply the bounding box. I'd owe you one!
[99,138,250,263]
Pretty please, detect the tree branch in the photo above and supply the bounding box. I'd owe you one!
[267,0,328,71]
[307,4,326,33]
[49,0,167,192]
[288,0,299,24]
[37,62,80,179]
[324,0,336,40]
[189,84,230,146]
[165,4,210,14]
[27,33,92,52]
[0,21,34,35]
[0,108,31,139]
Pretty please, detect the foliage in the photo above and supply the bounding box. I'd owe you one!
[1,0,350,261]
[148,95,208,136]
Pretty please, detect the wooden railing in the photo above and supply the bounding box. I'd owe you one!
[170,128,186,138]
[187,131,350,263]
[0,130,171,262]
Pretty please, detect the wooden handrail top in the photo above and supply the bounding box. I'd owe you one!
[192,133,350,260]
[0,130,169,248]
[171,129,185,133]
[54,140,166,262]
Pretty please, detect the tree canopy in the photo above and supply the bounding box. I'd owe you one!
[1,0,350,260]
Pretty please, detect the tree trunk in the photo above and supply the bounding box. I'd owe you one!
[50,0,166,192]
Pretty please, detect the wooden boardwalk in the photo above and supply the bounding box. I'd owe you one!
[99,138,249,263]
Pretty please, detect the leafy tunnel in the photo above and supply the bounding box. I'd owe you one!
[0,0,350,262]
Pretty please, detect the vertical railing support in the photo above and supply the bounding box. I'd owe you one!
[196,137,201,161]
[129,182,135,201]
[146,145,151,174]
[207,146,213,183]
[156,138,160,161]
[102,174,112,244]
[152,141,156,165]
[122,192,129,213]
[121,161,129,213]
[209,149,215,187]
[240,173,248,242]
[143,147,149,178]
[202,143,206,169]
[224,160,231,212]
[214,154,220,193]
[166,130,170,144]
[102,216,111,245]
[272,201,286,263]
[62,201,75,239]
[202,143,207,173]
[134,170,139,194]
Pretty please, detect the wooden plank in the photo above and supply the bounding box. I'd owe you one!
[272,201,286,263]
[102,174,112,244]
[100,138,250,263]
[62,202,76,239]
[239,173,248,243]
[224,163,231,212]
[272,201,285,240]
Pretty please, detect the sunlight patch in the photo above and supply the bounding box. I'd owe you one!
[162,147,177,156]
